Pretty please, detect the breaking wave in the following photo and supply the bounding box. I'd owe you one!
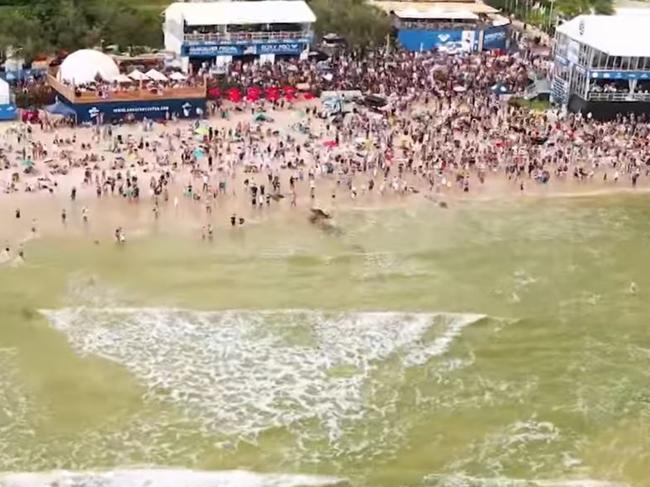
[40,308,485,459]
[421,474,625,487]
[0,468,347,487]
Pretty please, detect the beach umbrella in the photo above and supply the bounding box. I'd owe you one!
[194,126,209,136]
[227,88,242,102]
[253,112,270,122]
[111,74,133,84]
[453,85,467,93]
[246,87,260,102]
[145,69,168,82]
[193,148,205,159]
[21,159,34,168]
[303,92,315,100]
[323,140,337,149]
[128,69,149,81]
[169,71,187,81]
[284,86,296,101]
[265,87,280,102]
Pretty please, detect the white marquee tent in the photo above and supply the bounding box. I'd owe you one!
[58,49,120,85]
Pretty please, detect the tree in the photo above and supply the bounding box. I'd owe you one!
[0,0,162,61]
[308,0,392,48]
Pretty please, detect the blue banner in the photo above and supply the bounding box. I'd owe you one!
[57,95,206,123]
[258,42,304,55]
[182,42,306,57]
[590,71,650,80]
[482,25,508,51]
[397,29,464,52]
[182,44,256,57]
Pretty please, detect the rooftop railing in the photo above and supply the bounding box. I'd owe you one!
[48,75,206,104]
[184,30,311,44]
[587,91,650,102]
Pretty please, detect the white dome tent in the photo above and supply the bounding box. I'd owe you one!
[58,49,120,85]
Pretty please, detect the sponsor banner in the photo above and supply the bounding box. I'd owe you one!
[397,29,465,52]
[567,40,580,65]
[56,95,206,123]
[590,71,650,80]
[258,42,304,55]
[182,42,306,57]
[482,25,508,51]
[182,44,254,57]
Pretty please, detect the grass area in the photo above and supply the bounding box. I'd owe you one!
[509,97,552,112]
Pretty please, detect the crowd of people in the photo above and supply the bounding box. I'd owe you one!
[2,39,650,256]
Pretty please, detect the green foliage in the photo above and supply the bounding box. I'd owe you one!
[308,0,392,48]
[0,0,162,60]
[487,0,614,31]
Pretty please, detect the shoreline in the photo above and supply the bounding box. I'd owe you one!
[1,104,648,250]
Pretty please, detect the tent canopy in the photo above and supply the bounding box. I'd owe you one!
[45,100,77,118]
[169,71,187,81]
[58,49,119,85]
[145,69,168,81]
[111,74,132,83]
[128,69,149,81]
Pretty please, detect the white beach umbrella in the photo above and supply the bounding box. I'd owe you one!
[111,74,133,83]
[169,71,187,81]
[128,69,149,81]
[145,69,168,82]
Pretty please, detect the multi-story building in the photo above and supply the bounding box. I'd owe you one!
[551,13,650,119]
[164,0,316,68]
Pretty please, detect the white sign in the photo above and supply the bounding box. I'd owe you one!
[567,40,580,65]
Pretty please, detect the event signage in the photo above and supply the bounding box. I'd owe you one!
[397,29,464,52]
[482,26,508,51]
[258,43,303,55]
[567,40,580,65]
[182,42,307,57]
[590,70,650,80]
[58,96,206,123]
[183,44,251,56]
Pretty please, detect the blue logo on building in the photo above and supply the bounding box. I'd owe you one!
[482,26,508,50]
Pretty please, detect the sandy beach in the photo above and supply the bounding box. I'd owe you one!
[1,96,649,259]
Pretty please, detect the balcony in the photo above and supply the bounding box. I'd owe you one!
[48,75,207,104]
[587,91,650,102]
[184,30,311,45]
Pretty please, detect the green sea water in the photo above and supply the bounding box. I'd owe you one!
[2,196,650,487]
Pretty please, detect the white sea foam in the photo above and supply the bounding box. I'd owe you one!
[40,308,485,455]
[422,474,625,487]
[0,468,347,487]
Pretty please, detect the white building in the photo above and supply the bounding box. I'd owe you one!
[164,0,316,68]
[551,12,650,116]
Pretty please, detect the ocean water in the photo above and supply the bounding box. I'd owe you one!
[1,197,650,486]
